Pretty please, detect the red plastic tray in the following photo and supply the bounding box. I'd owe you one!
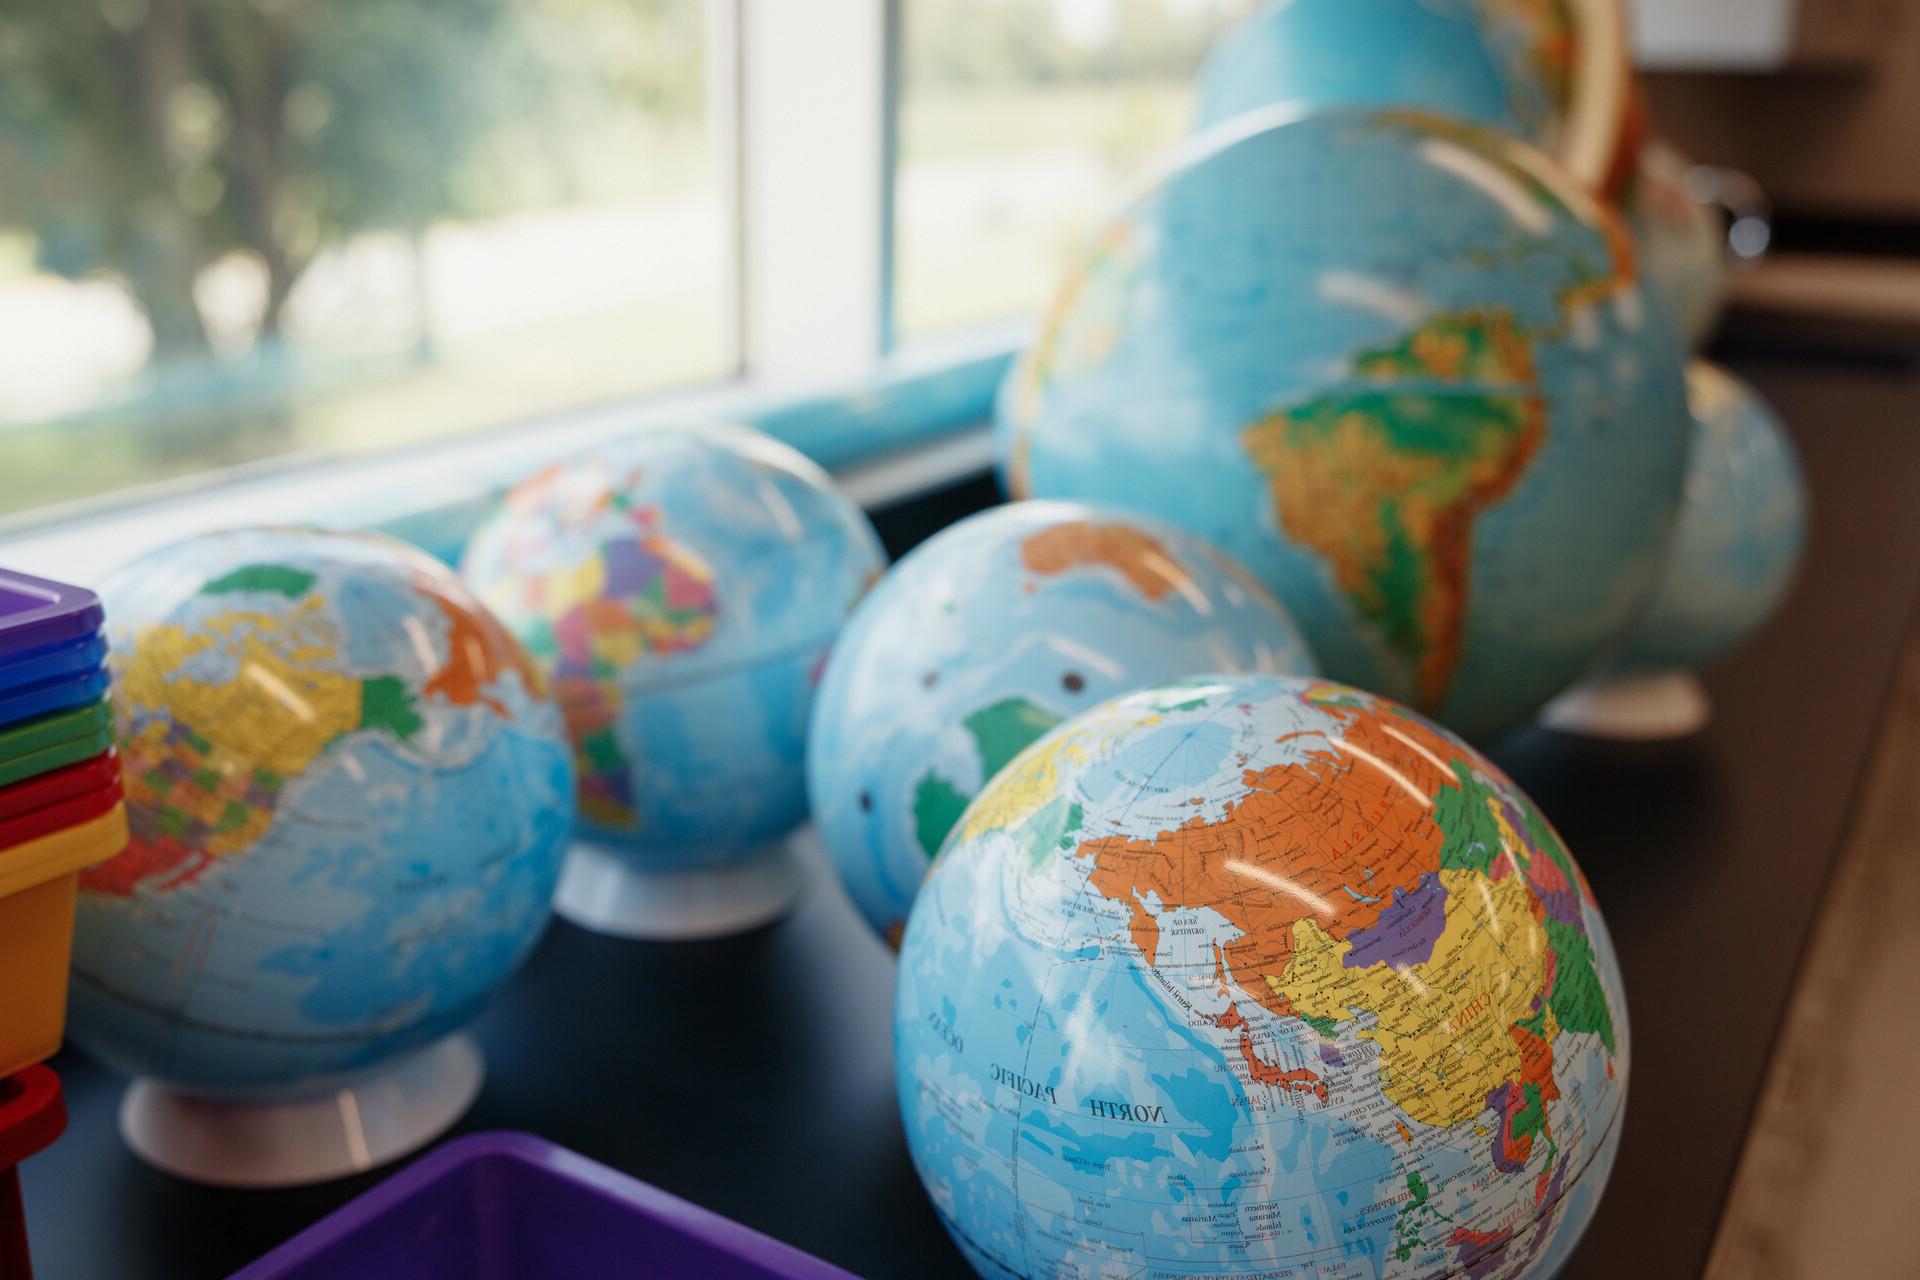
[0,752,119,824]
[0,777,123,854]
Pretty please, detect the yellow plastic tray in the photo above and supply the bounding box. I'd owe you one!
[0,804,128,1078]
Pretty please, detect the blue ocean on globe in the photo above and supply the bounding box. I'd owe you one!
[1612,361,1806,674]
[69,528,575,1094]
[462,425,887,868]
[808,501,1315,944]
[999,108,1689,741]
[895,674,1628,1280]
[1195,0,1577,148]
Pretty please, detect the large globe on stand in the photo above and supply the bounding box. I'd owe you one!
[462,425,886,938]
[895,673,1628,1280]
[70,527,575,1185]
[808,500,1316,946]
[1000,109,1690,741]
[1195,0,1636,195]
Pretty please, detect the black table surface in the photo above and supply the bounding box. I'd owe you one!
[22,357,1920,1280]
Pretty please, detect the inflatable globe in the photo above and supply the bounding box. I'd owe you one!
[1625,139,1727,349]
[462,425,886,936]
[1613,361,1805,673]
[1001,109,1690,741]
[809,501,1316,945]
[1195,0,1635,194]
[70,528,573,1181]
[896,674,1627,1280]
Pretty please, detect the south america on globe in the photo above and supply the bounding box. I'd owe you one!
[1000,109,1689,740]
[896,673,1626,1279]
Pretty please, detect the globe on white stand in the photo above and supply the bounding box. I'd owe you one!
[1544,362,1808,744]
[552,840,806,941]
[1539,670,1713,741]
[118,1032,483,1188]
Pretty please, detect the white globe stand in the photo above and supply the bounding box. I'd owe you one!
[1540,670,1712,741]
[552,839,806,941]
[118,1031,483,1188]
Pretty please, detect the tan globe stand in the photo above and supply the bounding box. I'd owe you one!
[116,1032,483,1188]
[551,838,807,941]
[1562,0,1637,198]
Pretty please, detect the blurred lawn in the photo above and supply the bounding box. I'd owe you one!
[895,82,1190,335]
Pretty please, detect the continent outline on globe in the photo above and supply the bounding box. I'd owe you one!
[895,675,1627,1279]
[68,530,577,1092]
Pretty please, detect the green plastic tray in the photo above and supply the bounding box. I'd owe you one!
[0,699,115,786]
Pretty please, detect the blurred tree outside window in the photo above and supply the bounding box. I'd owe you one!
[0,0,725,516]
[893,0,1255,338]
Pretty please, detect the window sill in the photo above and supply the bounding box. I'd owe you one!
[0,326,1021,582]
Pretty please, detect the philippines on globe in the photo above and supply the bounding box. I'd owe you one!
[894,673,1627,1280]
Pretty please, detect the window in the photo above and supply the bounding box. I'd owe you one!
[891,0,1255,340]
[0,0,731,517]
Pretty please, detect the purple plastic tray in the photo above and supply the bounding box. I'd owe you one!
[0,571,102,659]
[228,1134,862,1280]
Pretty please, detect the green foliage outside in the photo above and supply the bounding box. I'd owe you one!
[0,0,712,515]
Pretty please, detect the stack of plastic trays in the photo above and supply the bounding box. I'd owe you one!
[0,570,127,1080]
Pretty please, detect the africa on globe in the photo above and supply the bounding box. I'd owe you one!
[808,500,1315,945]
[462,424,886,936]
[70,528,576,1096]
[895,673,1627,1279]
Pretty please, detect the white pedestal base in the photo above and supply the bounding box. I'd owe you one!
[552,839,805,941]
[119,1032,483,1188]
[1540,670,1712,741]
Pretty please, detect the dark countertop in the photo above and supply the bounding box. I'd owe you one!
[22,358,1920,1280]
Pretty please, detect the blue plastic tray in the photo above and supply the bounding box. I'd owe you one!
[0,666,109,729]
[229,1133,860,1280]
[0,635,108,694]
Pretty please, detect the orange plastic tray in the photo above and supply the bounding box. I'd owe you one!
[0,805,128,1079]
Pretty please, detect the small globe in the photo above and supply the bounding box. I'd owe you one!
[1624,138,1727,349]
[1001,109,1690,740]
[896,673,1627,1280]
[809,501,1317,945]
[1195,0,1635,193]
[1611,361,1806,674]
[462,425,886,868]
[70,528,574,1094]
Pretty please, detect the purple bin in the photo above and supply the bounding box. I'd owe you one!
[228,1133,862,1280]
[0,572,103,659]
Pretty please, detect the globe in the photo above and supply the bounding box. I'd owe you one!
[1000,109,1690,741]
[809,501,1317,946]
[1610,361,1805,674]
[895,673,1627,1280]
[1624,138,1727,350]
[1194,0,1635,194]
[461,425,886,932]
[70,528,574,1097]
